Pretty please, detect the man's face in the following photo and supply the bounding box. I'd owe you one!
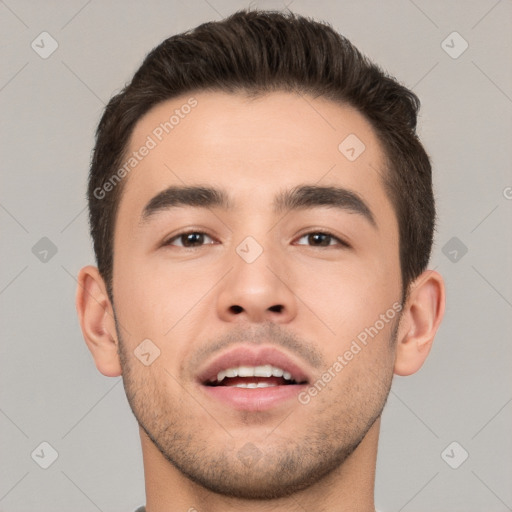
[112,91,402,498]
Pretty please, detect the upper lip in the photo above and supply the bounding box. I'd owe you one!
[196,346,312,385]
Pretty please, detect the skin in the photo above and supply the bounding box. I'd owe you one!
[76,91,445,512]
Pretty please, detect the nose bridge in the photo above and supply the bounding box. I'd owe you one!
[234,234,283,290]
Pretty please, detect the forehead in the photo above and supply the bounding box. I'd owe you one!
[118,91,394,225]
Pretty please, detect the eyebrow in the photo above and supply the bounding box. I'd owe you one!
[140,184,376,228]
[274,185,376,228]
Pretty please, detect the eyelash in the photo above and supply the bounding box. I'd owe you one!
[163,230,350,249]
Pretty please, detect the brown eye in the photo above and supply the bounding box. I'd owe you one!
[166,232,214,247]
[295,232,349,248]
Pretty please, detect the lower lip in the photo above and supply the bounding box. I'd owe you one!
[199,383,308,411]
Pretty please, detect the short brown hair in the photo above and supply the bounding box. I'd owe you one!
[88,9,434,302]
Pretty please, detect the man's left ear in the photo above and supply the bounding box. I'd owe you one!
[394,269,446,376]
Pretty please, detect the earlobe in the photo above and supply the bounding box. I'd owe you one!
[394,270,446,376]
[76,266,122,377]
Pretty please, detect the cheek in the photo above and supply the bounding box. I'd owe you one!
[290,254,400,335]
[288,255,400,381]
[112,251,220,347]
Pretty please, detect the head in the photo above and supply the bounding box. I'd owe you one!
[77,9,444,501]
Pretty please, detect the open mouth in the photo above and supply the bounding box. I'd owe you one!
[204,365,308,388]
[196,346,312,410]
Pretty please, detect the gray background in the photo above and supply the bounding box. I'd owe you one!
[1,0,511,511]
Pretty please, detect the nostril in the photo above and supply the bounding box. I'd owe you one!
[230,305,243,314]
[269,304,284,313]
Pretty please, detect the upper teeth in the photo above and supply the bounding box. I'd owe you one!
[216,365,293,382]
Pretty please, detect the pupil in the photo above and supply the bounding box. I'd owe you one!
[184,233,203,246]
[309,233,330,246]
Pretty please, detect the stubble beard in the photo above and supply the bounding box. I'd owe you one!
[115,319,397,500]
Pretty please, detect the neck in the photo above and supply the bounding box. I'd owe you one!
[141,418,380,512]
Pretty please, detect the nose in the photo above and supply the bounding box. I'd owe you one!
[216,242,298,325]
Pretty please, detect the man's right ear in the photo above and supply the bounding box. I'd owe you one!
[76,266,122,377]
